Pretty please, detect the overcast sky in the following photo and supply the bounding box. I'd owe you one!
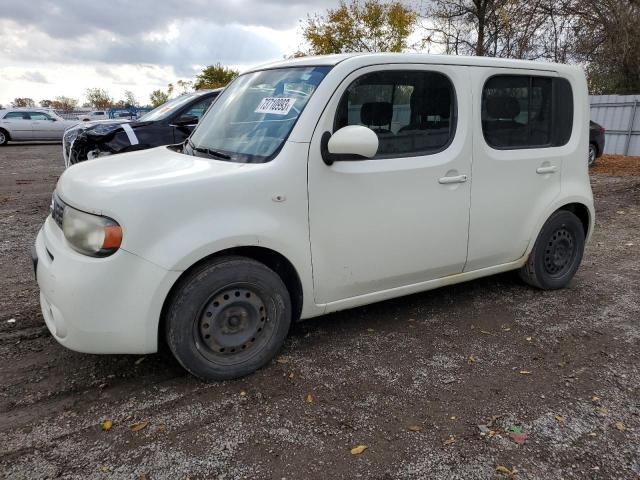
[0,0,340,107]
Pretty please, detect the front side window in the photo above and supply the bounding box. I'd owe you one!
[183,97,214,120]
[482,75,573,149]
[189,66,331,163]
[334,70,456,158]
[28,112,53,121]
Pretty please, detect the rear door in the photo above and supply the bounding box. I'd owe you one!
[307,64,473,304]
[465,68,573,271]
[1,111,32,140]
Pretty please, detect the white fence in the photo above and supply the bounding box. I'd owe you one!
[589,95,640,156]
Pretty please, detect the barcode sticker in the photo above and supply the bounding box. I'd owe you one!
[255,97,296,115]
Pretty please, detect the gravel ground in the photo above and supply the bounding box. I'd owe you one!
[0,145,639,480]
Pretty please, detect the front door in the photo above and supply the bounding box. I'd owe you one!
[308,64,473,305]
[29,112,64,140]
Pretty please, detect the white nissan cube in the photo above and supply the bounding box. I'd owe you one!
[34,54,594,380]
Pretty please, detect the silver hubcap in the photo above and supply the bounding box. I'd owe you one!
[0,132,5,144]
[588,146,596,164]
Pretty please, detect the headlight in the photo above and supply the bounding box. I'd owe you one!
[62,205,122,257]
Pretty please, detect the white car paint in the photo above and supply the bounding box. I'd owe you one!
[34,53,594,355]
[0,108,80,142]
[79,111,109,121]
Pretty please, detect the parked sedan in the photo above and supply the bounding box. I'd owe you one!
[63,89,221,166]
[0,108,80,145]
[589,120,605,166]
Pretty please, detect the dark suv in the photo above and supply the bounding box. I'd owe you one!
[63,89,221,166]
[589,120,605,166]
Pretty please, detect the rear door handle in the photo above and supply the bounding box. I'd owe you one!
[536,165,558,174]
[438,174,468,184]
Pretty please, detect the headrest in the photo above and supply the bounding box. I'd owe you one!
[486,96,520,120]
[361,102,393,127]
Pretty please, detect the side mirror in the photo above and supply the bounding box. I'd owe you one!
[49,118,57,121]
[173,114,199,126]
[321,125,378,165]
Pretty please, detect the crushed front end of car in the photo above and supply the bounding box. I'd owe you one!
[63,120,150,167]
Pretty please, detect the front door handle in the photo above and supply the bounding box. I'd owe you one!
[438,174,468,185]
[536,165,558,174]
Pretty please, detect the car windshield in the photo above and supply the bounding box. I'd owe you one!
[188,66,331,163]
[139,93,206,122]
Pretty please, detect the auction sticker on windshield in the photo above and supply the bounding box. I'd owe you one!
[255,97,296,115]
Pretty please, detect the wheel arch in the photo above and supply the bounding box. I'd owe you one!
[158,246,304,348]
[558,202,591,237]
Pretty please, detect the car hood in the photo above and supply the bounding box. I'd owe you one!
[56,146,251,216]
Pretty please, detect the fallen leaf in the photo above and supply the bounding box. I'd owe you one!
[510,432,528,445]
[591,395,601,402]
[614,421,625,432]
[496,465,512,475]
[276,357,289,364]
[134,357,145,365]
[407,425,422,432]
[555,415,566,424]
[450,416,457,420]
[130,421,149,432]
[306,393,313,403]
[239,390,247,397]
[99,465,109,473]
[7,318,16,324]
[443,435,456,445]
[101,419,113,431]
[596,407,609,416]
[468,355,476,364]
[519,370,532,375]
[288,372,294,379]
[526,336,532,341]
[588,432,597,437]
[480,330,493,335]
[350,445,368,455]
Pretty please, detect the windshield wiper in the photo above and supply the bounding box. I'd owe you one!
[185,138,231,160]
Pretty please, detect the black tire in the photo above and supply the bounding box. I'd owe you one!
[588,143,597,167]
[165,256,291,381]
[0,129,9,146]
[519,210,585,290]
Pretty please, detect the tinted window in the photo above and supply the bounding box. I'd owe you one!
[4,112,29,119]
[482,75,573,149]
[335,70,456,157]
[28,112,52,120]
[183,97,214,119]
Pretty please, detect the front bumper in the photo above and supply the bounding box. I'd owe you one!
[34,217,180,354]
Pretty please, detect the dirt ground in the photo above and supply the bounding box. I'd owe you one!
[0,145,639,480]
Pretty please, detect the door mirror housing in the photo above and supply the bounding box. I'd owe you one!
[321,125,378,165]
[173,114,199,126]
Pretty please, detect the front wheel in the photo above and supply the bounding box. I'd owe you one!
[588,143,597,166]
[165,256,292,381]
[0,129,8,146]
[519,210,585,290]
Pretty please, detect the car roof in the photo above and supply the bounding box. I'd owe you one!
[245,52,579,74]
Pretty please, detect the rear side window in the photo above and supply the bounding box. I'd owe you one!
[482,75,573,149]
[335,70,456,158]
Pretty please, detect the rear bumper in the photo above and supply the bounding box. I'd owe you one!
[34,217,180,354]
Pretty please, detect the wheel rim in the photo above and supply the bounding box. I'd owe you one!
[543,227,576,276]
[0,132,5,144]
[588,146,596,165]
[193,285,273,365]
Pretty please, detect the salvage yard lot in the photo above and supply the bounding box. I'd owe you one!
[0,144,639,479]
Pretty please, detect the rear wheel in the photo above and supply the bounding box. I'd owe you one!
[519,210,585,290]
[588,143,597,166]
[0,129,8,146]
[165,256,292,381]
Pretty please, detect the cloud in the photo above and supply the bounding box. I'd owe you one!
[19,71,49,83]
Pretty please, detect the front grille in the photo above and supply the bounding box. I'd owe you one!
[50,193,65,229]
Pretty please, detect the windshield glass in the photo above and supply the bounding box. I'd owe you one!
[139,92,206,122]
[188,66,331,163]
